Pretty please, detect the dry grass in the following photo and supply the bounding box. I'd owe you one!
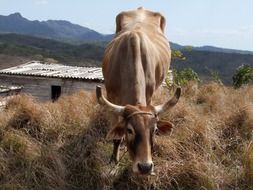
[0,83,253,190]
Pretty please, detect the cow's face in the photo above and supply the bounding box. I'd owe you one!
[96,86,181,175]
[106,105,173,175]
[116,7,166,34]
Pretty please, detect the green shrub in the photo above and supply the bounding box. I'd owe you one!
[233,64,253,88]
[172,68,200,86]
[172,50,186,60]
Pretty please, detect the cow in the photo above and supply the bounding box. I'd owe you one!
[96,7,181,175]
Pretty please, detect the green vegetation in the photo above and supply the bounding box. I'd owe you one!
[172,68,200,86]
[172,49,186,60]
[233,64,253,88]
[1,33,253,85]
[173,50,253,85]
[0,83,253,189]
[0,34,103,67]
[182,45,194,51]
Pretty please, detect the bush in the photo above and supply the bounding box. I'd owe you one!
[172,50,186,60]
[233,64,253,88]
[172,68,200,86]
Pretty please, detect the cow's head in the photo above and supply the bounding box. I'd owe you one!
[116,7,166,34]
[96,86,181,175]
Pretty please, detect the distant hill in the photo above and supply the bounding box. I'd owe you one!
[0,54,30,69]
[170,42,253,55]
[0,33,104,67]
[1,12,253,55]
[173,50,253,84]
[0,13,112,43]
[1,33,253,85]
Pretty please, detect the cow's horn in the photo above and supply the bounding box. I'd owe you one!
[154,87,181,114]
[96,86,125,114]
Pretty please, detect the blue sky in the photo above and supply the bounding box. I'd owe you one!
[0,0,253,51]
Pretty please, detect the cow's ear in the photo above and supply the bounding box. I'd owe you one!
[160,15,166,33]
[106,123,125,140]
[156,120,174,135]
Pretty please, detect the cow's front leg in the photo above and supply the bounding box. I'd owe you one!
[110,138,123,163]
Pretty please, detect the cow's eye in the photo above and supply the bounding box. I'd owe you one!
[127,128,133,134]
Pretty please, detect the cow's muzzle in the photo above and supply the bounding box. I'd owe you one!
[138,162,153,174]
[134,161,154,175]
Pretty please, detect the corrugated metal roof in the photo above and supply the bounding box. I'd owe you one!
[0,61,104,81]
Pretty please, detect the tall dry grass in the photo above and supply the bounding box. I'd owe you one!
[0,83,252,190]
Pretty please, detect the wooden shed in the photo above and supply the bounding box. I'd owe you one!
[0,85,23,97]
[0,61,103,101]
[0,85,23,108]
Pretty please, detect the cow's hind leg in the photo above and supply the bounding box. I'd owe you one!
[110,138,123,163]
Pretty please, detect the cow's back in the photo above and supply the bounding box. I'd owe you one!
[103,29,170,106]
[103,8,171,106]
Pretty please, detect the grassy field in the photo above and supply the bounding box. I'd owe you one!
[0,82,252,190]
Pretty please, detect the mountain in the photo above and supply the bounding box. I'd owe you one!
[170,42,253,55]
[173,50,253,84]
[0,33,104,67]
[1,33,253,85]
[0,13,112,43]
[193,45,253,55]
[1,13,253,55]
[1,13,253,85]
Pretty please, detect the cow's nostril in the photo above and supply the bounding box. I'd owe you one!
[137,163,153,174]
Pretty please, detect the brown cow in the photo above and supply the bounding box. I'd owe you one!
[97,7,181,175]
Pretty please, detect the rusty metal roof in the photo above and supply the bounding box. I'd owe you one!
[0,61,104,81]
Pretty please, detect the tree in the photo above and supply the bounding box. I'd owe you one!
[233,64,253,88]
[166,68,200,87]
[172,50,186,60]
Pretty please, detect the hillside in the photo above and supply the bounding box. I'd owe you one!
[1,33,253,84]
[0,33,104,67]
[0,83,252,189]
[172,42,253,55]
[1,12,253,55]
[0,54,31,69]
[173,50,253,84]
[0,13,112,43]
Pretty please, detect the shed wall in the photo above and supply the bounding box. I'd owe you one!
[0,75,102,101]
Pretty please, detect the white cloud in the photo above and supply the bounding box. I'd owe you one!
[34,0,48,6]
